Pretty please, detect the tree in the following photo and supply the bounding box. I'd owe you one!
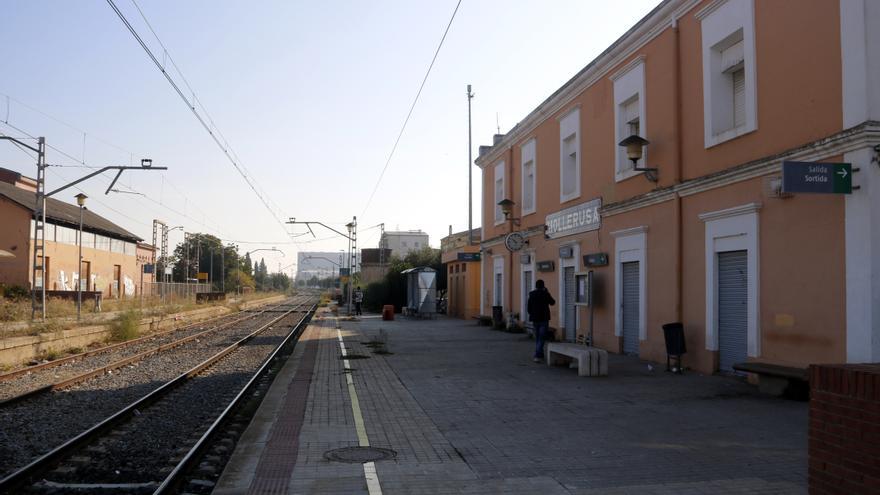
[226,269,255,293]
[242,252,253,277]
[171,233,236,290]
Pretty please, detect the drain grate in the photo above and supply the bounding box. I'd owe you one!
[324,447,397,464]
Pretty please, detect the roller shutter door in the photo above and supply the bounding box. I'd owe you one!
[523,270,533,322]
[718,251,748,372]
[564,266,575,341]
[622,261,640,355]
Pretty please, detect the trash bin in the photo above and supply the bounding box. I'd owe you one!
[382,305,395,321]
[662,322,686,373]
[492,305,504,329]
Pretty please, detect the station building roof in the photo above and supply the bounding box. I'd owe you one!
[0,181,142,242]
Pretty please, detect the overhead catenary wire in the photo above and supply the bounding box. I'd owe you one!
[0,95,225,233]
[0,119,227,239]
[105,0,300,250]
[360,0,462,218]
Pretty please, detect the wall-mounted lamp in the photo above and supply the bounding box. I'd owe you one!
[497,198,521,225]
[618,135,658,182]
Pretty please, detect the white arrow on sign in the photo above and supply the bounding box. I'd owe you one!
[838,169,848,179]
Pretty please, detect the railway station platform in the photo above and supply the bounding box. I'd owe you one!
[214,311,808,494]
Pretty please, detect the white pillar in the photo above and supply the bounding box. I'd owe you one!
[841,0,880,362]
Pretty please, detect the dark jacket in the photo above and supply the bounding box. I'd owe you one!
[527,288,556,322]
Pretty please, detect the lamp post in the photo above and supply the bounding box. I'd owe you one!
[75,193,87,321]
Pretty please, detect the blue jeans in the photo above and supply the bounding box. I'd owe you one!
[533,321,549,358]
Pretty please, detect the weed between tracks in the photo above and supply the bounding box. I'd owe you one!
[108,310,142,342]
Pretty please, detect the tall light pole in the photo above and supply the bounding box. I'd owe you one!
[75,193,87,321]
[467,84,474,245]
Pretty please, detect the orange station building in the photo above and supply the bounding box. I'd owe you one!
[0,168,154,298]
[476,0,880,374]
[441,228,481,320]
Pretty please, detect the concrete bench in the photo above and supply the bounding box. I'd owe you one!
[545,343,608,377]
[732,362,809,398]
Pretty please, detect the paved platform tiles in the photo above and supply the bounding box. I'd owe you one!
[215,313,807,494]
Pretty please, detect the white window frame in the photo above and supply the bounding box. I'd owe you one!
[699,203,761,359]
[520,139,537,216]
[611,227,648,342]
[611,58,647,182]
[558,108,581,203]
[494,161,506,226]
[492,255,505,307]
[520,250,536,324]
[698,0,757,148]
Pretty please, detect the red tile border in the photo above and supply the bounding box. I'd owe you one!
[247,324,320,494]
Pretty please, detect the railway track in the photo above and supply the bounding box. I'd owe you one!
[0,299,295,404]
[0,297,317,494]
[0,296,313,480]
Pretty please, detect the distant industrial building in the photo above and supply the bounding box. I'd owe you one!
[0,167,154,297]
[296,251,344,282]
[379,230,429,258]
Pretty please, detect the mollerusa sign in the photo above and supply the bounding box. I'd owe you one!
[545,198,602,239]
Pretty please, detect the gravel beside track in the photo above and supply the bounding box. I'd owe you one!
[34,312,308,489]
[0,306,279,402]
[0,298,308,478]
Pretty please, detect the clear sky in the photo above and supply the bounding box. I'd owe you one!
[1,0,658,275]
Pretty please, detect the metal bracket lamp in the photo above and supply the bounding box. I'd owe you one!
[497,198,521,226]
[618,135,659,183]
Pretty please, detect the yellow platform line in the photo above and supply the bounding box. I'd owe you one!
[336,323,383,495]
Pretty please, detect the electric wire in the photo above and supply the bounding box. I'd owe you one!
[105,0,299,248]
[1,122,226,245]
[360,0,462,217]
[0,118,225,237]
[0,99,224,233]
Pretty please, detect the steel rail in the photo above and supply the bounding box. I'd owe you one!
[0,299,312,493]
[154,302,316,494]
[0,296,289,382]
[0,300,295,407]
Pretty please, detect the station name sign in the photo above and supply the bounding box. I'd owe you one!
[782,161,852,194]
[457,252,481,262]
[544,198,602,239]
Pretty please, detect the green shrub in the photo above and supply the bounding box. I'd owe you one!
[0,284,29,300]
[109,310,141,342]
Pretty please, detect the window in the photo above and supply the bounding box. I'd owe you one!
[520,139,536,215]
[494,161,505,225]
[95,235,111,251]
[81,232,95,249]
[124,242,136,256]
[461,263,466,272]
[698,0,756,147]
[612,58,646,181]
[111,238,125,254]
[414,242,420,248]
[559,108,580,202]
[55,226,77,245]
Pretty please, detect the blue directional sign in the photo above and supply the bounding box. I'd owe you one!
[782,161,852,194]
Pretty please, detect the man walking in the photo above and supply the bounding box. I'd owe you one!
[527,279,555,362]
[354,286,364,316]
